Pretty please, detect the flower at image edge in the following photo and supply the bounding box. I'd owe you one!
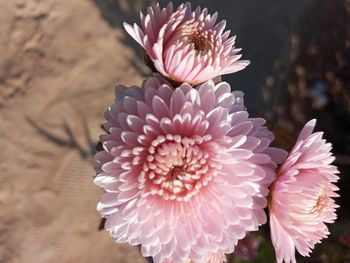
[269,119,340,263]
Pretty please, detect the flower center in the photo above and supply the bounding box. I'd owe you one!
[310,194,327,214]
[308,182,334,215]
[140,134,214,201]
[182,23,213,53]
[189,31,209,52]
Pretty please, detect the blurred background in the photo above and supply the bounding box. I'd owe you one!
[0,0,349,262]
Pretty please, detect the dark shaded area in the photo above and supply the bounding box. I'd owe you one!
[98,218,107,231]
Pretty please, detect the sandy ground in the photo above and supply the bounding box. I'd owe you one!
[3,0,347,263]
[0,0,149,262]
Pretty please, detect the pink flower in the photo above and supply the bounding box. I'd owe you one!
[94,75,283,263]
[269,120,340,263]
[234,233,260,261]
[124,2,249,85]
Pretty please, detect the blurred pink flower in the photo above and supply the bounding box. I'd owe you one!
[124,2,249,85]
[269,119,339,263]
[234,233,260,261]
[94,75,283,263]
[339,233,350,248]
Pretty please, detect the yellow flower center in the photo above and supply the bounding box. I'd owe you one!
[311,194,327,214]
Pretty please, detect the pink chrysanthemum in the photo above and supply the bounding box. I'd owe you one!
[124,2,249,85]
[94,75,284,263]
[269,120,340,263]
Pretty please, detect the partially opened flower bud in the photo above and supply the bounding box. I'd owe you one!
[124,2,249,85]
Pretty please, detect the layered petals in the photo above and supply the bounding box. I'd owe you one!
[94,75,283,263]
[269,119,340,263]
[124,2,250,85]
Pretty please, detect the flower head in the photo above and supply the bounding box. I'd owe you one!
[94,75,282,263]
[124,2,249,85]
[269,120,339,263]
